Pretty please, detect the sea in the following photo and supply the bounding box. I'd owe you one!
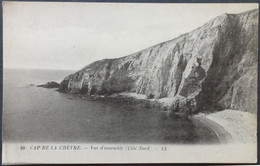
[3,68,219,144]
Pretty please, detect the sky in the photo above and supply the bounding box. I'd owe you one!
[3,2,258,70]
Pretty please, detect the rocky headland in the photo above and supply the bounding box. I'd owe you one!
[37,81,60,89]
[58,9,258,116]
[37,9,258,143]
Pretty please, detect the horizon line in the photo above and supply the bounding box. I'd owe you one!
[3,67,78,71]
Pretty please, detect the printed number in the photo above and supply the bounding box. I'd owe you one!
[20,146,25,150]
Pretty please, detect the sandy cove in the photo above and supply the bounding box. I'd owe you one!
[52,90,257,144]
[193,109,257,144]
[114,93,257,144]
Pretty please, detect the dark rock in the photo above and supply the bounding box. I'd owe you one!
[37,81,60,89]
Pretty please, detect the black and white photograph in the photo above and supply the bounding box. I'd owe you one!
[2,2,258,164]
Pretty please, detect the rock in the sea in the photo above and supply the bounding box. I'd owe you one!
[59,9,258,114]
[37,81,60,89]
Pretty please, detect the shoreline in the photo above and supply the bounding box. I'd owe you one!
[192,114,232,143]
[67,92,257,144]
[80,93,257,144]
[44,88,257,144]
[193,110,257,144]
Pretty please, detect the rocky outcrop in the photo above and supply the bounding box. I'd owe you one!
[38,81,60,89]
[60,9,258,114]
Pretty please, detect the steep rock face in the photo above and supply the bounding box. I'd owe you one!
[60,9,258,114]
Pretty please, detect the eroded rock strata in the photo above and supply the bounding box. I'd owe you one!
[60,9,258,114]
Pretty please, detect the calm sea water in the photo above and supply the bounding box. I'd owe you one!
[3,68,219,144]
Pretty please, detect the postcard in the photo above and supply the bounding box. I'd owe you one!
[2,2,258,164]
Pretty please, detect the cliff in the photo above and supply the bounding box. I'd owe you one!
[60,9,258,114]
